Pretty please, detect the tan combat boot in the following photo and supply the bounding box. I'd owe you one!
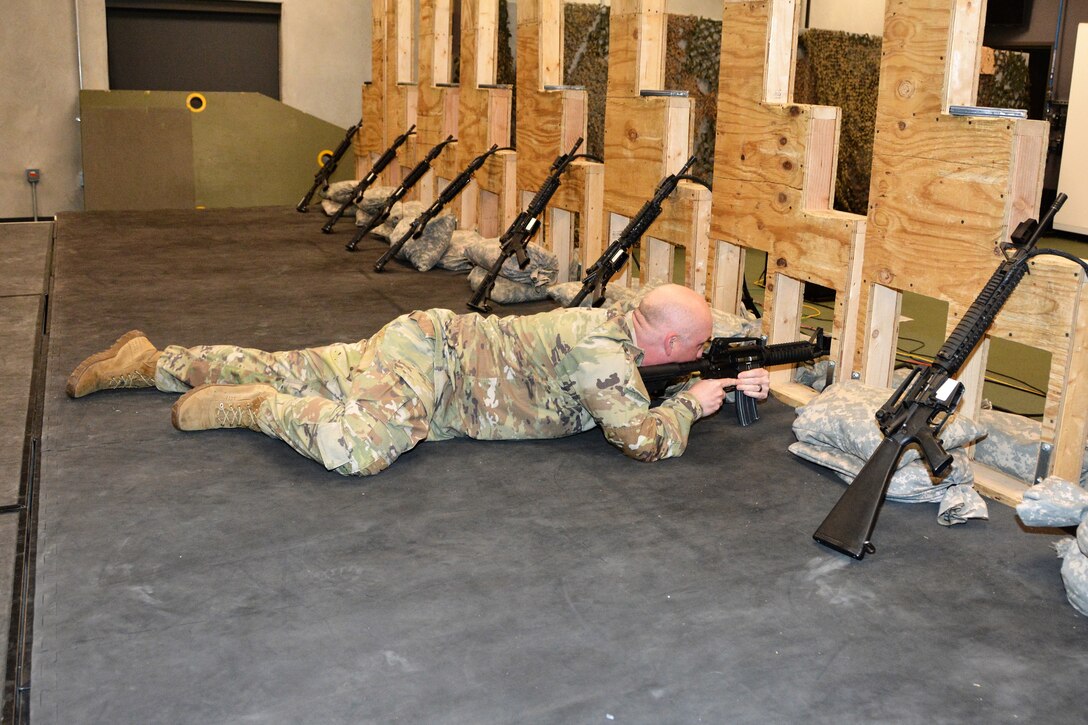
[171,383,275,432]
[66,330,161,398]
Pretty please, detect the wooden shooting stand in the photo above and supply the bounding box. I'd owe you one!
[711,0,867,404]
[856,0,1088,503]
[359,0,417,184]
[601,0,711,294]
[514,0,604,282]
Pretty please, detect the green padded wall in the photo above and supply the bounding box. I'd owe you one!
[80,90,355,210]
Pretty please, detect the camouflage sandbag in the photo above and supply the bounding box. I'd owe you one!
[357,197,422,241]
[792,380,985,467]
[320,179,359,204]
[789,441,986,525]
[437,229,480,273]
[1055,539,1088,616]
[793,360,834,393]
[788,441,975,501]
[1016,476,1088,616]
[936,482,989,526]
[548,280,636,307]
[1016,476,1088,528]
[976,409,1088,486]
[467,266,551,304]
[385,214,456,271]
[464,238,559,286]
[321,198,352,216]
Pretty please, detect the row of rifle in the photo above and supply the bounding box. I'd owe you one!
[296,123,1088,566]
[298,122,712,315]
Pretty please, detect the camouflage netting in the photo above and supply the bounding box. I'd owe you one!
[561,7,720,176]
[563,4,610,159]
[479,12,1028,212]
[665,16,721,183]
[794,29,882,215]
[977,49,1031,111]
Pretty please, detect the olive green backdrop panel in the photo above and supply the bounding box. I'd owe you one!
[80,96,196,211]
[190,92,353,209]
[79,90,353,211]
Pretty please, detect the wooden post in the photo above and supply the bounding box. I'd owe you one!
[711,0,867,404]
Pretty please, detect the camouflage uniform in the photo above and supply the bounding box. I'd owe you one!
[156,307,703,476]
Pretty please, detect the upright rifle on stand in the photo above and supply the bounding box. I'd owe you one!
[322,125,415,233]
[375,144,503,272]
[813,194,1082,560]
[466,137,584,313]
[567,156,700,308]
[297,117,362,213]
[346,135,456,252]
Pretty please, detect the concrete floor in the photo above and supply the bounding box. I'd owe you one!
[7,209,1088,723]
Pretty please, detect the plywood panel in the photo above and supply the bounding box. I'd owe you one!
[711,0,865,381]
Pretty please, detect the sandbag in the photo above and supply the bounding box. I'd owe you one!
[467,266,551,304]
[386,214,457,272]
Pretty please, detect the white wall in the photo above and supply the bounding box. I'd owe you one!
[0,0,372,218]
[0,0,83,219]
[806,0,885,36]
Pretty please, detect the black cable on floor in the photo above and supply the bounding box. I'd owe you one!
[2,221,54,723]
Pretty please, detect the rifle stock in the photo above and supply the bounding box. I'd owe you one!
[811,434,909,559]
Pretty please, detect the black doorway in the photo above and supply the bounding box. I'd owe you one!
[105,0,281,99]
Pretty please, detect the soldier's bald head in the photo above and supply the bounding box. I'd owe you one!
[638,284,712,345]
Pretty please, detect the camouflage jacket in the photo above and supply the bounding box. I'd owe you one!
[426,306,702,462]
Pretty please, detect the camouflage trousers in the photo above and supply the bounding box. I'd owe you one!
[156,311,448,476]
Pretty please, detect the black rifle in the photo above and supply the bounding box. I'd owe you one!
[467,137,584,313]
[297,118,363,212]
[375,144,501,272]
[813,193,1071,560]
[322,124,415,232]
[346,135,456,252]
[638,330,830,426]
[568,156,697,308]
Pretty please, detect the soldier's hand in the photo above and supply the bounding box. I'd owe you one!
[732,368,770,400]
[688,378,733,417]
